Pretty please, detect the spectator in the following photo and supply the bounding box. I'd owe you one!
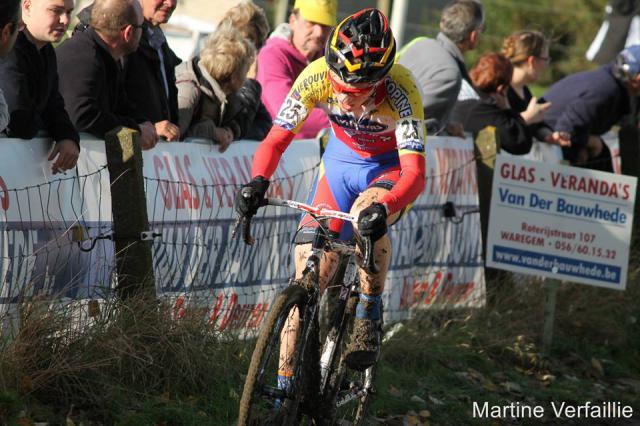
[219,0,269,78]
[175,24,256,152]
[543,45,640,171]
[464,53,533,155]
[0,0,80,174]
[0,0,22,134]
[75,0,181,141]
[397,0,484,136]
[56,0,157,150]
[502,30,570,148]
[256,0,336,139]
[218,0,272,140]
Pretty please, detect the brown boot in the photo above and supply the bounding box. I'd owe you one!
[344,317,380,371]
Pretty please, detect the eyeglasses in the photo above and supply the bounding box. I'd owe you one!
[537,56,551,64]
[327,71,376,96]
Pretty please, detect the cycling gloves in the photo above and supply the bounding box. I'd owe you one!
[235,176,270,217]
[357,202,388,242]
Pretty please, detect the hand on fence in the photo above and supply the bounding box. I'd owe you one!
[139,121,158,150]
[445,122,465,138]
[357,202,388,243]
[49,139,80,174]
[214,126,234,153]
[154,120,180,142]
[544,131,571,147]
[235,176,270,217]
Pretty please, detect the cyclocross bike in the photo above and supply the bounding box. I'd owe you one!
[235,196,382,426]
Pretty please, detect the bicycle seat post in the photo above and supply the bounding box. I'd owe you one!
[303,225,327,274]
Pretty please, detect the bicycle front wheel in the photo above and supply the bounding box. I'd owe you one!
[238,285,310,426]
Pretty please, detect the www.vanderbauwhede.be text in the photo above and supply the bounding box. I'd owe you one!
[472,401,634,420]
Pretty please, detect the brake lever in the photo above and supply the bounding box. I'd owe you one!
[231,195,269,246]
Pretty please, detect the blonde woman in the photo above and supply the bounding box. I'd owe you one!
[502,30,569,147]
[175,24,256,151]
[218,0,272,140]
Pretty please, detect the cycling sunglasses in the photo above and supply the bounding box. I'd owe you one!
[327,71,376,96]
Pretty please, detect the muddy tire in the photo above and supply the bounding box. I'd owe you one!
[238,285,310,426]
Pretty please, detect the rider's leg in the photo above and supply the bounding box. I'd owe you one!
[277,165,345,392]
[277,246,340,388]
[345,187,400,370]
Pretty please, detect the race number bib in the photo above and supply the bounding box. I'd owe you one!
[396,118,425,153]
[274,97,308,131]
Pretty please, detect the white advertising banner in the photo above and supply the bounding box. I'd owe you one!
[2,136,486,331]
[385,136,485,321]
[487,155,636,289]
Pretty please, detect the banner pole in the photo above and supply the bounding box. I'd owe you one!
[542,279,559,356]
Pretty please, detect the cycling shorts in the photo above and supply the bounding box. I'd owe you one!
[294,134,405,244]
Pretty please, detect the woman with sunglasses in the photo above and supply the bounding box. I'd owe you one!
[235,8,425,376]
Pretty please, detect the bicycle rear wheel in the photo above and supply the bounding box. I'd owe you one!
[238,285,311,426]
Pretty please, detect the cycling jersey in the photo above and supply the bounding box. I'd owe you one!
[252,56,426,219]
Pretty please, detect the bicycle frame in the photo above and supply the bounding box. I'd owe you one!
[235,197,379,425]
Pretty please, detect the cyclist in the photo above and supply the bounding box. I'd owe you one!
[235,8,425,382]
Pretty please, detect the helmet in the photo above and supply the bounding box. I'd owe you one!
[614,45,640,81]
[325,8,396,84]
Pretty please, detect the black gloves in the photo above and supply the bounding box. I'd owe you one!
[357,202,388,242]
[235,176,270,217]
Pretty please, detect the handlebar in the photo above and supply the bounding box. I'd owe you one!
[231,197,379,274]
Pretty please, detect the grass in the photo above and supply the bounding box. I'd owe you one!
[371,272,640,425]
[0,265,638,424]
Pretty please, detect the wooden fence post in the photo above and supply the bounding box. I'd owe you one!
[104,127,155,300]
[473,126,498,259]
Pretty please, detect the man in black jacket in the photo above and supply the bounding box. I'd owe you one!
[74,0,181,142]
[56,0,157,150]
[0,0,79,174]
[0,0,22,134]
[544,44,640,171]
[124,0,181,141]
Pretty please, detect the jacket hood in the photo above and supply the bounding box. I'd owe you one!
[175,58,228,123]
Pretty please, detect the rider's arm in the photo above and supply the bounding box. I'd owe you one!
[378,65,427,215]
[251,126,295,178]
[252,58,330,179]
[379,150,425,215]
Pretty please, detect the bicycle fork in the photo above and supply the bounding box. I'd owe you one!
[319,260,359,390]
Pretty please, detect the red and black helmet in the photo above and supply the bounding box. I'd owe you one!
[325,8,396,84]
